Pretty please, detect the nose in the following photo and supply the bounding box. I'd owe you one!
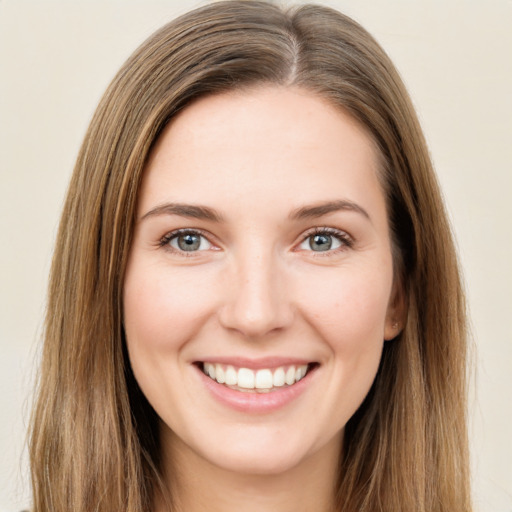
[218,250,294,339]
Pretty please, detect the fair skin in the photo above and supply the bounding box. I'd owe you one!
[123,86,400,512]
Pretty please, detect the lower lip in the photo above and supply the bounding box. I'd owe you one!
[195,365,316,414]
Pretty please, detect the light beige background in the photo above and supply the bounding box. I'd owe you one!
[1,1,511,511]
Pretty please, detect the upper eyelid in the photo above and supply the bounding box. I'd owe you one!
[299,226,353,241]
[162,227,212,240]
[301,226,349,235]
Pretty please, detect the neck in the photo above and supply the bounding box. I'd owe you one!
[156,430,341,512]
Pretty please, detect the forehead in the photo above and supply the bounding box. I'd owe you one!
[150,86,378,166]
[139,86,386,226]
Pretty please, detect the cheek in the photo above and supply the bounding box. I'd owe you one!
[285,263,392,444]
[297,265,392,345]
[122,261,221,426]
[293,260,393,412]
[123,261,218,356]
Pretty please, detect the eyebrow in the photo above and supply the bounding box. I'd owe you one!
[139,199,370,224]
[140,203,224,223]
[289,200,371,222]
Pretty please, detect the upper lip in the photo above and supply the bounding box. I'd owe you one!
[194,356,315,370]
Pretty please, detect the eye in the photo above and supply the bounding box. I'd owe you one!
[298,228,352,253]
[162,229,213,253]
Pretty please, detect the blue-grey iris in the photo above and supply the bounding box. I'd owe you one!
[310,234,332,251]
[178,233,201,251]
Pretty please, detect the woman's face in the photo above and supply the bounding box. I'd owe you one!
[123,87,399,476]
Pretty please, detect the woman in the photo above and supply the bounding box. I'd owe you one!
[28,1,471,511]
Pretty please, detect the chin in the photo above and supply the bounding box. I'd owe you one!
[211,447,305,476]
[188,423,340,478]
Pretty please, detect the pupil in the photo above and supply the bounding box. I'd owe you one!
[178,234,200,251]
[311,234,332,251]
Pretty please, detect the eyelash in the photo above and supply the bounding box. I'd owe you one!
[298,227,354,255]
[159,228,214,256]
[158,227,354,256]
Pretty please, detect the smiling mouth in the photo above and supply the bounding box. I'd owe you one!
[199,362,317,393]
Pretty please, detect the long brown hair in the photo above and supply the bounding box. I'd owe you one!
[29,1,471,511]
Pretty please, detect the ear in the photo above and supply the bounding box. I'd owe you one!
[384,278,406,341]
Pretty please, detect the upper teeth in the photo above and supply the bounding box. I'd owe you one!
[203,363,309,390]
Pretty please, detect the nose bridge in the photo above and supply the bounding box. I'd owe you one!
[219,243,292,338]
